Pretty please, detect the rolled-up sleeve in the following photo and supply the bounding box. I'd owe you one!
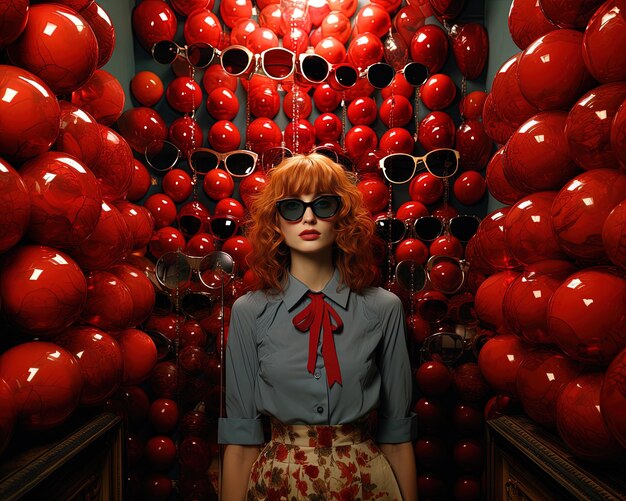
[218,294,265,445]
[375,293,418,443]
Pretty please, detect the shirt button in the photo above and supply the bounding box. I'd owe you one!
[314,372,321,379]
[316,406,324,414]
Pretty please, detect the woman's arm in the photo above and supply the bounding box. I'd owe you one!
[221,444,262,501]
[380,442,418,501]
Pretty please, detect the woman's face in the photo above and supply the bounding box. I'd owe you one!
[278,193,339,256]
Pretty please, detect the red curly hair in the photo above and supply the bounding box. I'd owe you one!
[246,153,377,293]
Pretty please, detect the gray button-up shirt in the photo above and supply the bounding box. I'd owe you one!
[218,269,417,445]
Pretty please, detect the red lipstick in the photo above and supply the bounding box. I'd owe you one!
[299,229,320,240]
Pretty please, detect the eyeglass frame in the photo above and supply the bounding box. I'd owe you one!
[395,255,470,295]
[188,148,258,178]
[276,195,342,222]
[260,145,355,173]
[151,40,219,68]
[419,330,489,366]
[376,215,481,244]
[378,148,461,184]
[155,250,236,292]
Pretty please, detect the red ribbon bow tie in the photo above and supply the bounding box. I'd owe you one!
[292,292,344,387]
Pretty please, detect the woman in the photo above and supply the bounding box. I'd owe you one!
[218,154,417,500]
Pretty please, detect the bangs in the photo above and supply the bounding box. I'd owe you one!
[270,154,346,199]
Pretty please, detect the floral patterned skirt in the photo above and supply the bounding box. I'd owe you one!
[246,418,402,501]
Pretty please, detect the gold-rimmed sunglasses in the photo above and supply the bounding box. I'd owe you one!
[379,148,460,183]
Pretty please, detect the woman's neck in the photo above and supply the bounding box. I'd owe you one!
[289,249,334,292]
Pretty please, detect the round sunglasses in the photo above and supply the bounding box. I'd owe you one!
[276,195,342,222]
[395,255,470,295]
[152,40,218,68]
[360,61,429,89]
[261,145,354,172]
[379,149,460,183]
[188,148,258,177]
[375,215,481,244]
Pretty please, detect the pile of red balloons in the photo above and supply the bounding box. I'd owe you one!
[474,0,626,464]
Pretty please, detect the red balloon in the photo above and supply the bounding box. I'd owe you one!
[347,32,385,69]
[415,361,452,396]
[455,119,492,171]
[540,0,604,28]
[206,86,238,121]
[80,270,134,332]
[239,172,268,207]
[0,65,61,163]
[418,111,456,151]
[379,128,414,154]
[394,238,429,264]
[183,8,221,47]
[452,403,484,435]
[149,226,186,259]
[409,172,444,205]
[450,23,488,80]
[347,97,378,126]
[144,194,178,230]
[603,200,626,269]
[81,2,116,68]
[162,169,193,203]
[148,398,179,434]
[71,201,133,270]
[321,12,352,44]
[311,85,340,114]
[601,347,626,449]
[357,177,388,213]
[413,397,446,434]
[557,373,624,462]
[477,333,527,397]
[208,120,242,151]
[393,6,426,47]
[417,473,444,500]
[354,4,391,37]
[508,0,556,50]
[91,125,135,201]
[165,77,202,114]
[246,27,279,53]
[132,0,177,51]
[220,0,253,28]
[552,168,626,261]
[0,245,87,335]
[231,18,259,46]
[517,29,596,111]
[108,263,156,327]
[453,438,483,472]
[504,111,580,194]
[451,362,491,402]
[396,200,429,221]
[0,342,82,431]
[515,348,582,427]
[504,192,567,265]
[429,235,464,258]
[203,169,235,200]
[127,159,152,202]
[549,268,626,365]
[131,71,164,107]
[145,435,177,471]
[482,92,517,146]
[71,69,124,126]
[381,72,415,100]
[420,74,456,111]
[55,100,101,167]
[565,82,626,171]
[118,328,158,385]
[19,152,101,249]
[345,125,378,161]
[222,236,253,271]
[202,65,238,94]
[151,360,186,399]
[453,475,482,501]
[171,0,212,16]
[0,159,30,254]
[7,4,98,95]
[248,85,280,119]
[611,100,626,169]
[490,53,540,128]
[315,36,347,64]
[414,436,447,469]
[453,171,486,206]
[409,24,449,74]
[485,147,526,206]
[459,90,487,120]
[475,271,519,333]
[284,90,313,119]
[474,208,520,271]
[582,0,626,84]
[0,0,28,50]
[379,95,413,128]
[55,326,123,406]
[314,113,343,141]
[169,116,203,157]
[246,118,282,155]
[429,0,464,19]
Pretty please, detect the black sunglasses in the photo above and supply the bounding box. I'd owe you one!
[152,40,218,68]
[379,149,460,183]
[360,61,429,89]
[375,215,481,244]
[276,195,342,222]
[188,148,258,177]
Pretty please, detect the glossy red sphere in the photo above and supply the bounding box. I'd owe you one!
[485,147,526,206]
[183,8,221,47]
[478,334,527,397]
[149,226,186,259]
[450,23,488,80]
[429,235,464,258]
[345,125,378,161]
[394,238,429,265]
[114,201,155,251]
[421,74,456,111]
[357,177,388,213]
[0,65,60,163]
[601,347,626,449]
[169,116,202,156]
[7,4,98,94]
[202,64,238,95]
[321,11,352,44]
[582,0,626,84]
[549,268,626,365]
[246,118,281,155]
[459,90,488,120]
[603,200,626,268]
[315,36,347,64]
[165,77,201,114]
[347,97,377,126]
[552,168,626,261]
[565,82,626,171]
[418,111,456,151]
[71,201,132,270]
[393,5,426,47]
[144,194,178,229]
[285,90,314,119]
[453,438,483,472]
[417,473,444,500]
[231,17,258,45]
[71,69,124,126]
[415,361,452,396]
[409,172,444,205]
[396,201,429,221]
[612,100,626,169]
[161,169,193,203]
[452,403,484,435]
[118,328,158,385]
[0,342,82,430]
[248,85,280,119]
[207,120,241,152]
[179,435,212,474]
[132,0,177,51]
[508,0,556,50]
[148,398,179,434]
[452,362,491,402]
[55,100,101,164]
[381,73,414,100]
[474,271,520,333]
[379,128,414,154]
[0,245,87,335]
[203,169,235,201]
[413,397,446,434]
[117,107,168,154]
[0,0,28,50]
[518,29,595,111]
[504,192,566,265]
[220,0,253,28]
[246,27,279,53]
[222,236,252,271]
[80,270,134,332]
[55,326,123,406]
[557,373,624,462]
[145,435,177,471]
[347,32,385,69]
[409,24,449,74]
[314,113,343,141]
[455,119,492,171]
[127,159,152,202]
[414,436,447,469]
[504,111,579,194]
[379,95,413,128]
[20,152,101,248]
[81,1,116,69]
[515,348,582,427]
[115,385,150,426]
[108,263,156,327]
[91,125,134,201]
[482,92,517,146]
[0,159,31,254]
[453,171,486,206]
[151,361,186,399]
[354,4,391,37]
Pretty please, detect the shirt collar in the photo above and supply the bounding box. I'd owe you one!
[282,268,350,311]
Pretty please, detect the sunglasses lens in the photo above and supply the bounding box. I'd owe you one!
[153,290,172,315]
[263,49,294,79]
[395,260,426,292]
[145,140,180,171]
[152,40,178,64]
[261,147,293,171]
[312,195,340,218]
[210,217,238,240]
[428,257,464,294]
[187,43,215,67]
[417,296,448,323]
[424,333,465,365]
[181,292,212,319]
[404,62,429,86]
[198,251,235,289]
[382,154,415,183]
[300,54,329,83]
[334,65,358,88]
[425,149,458,178]
[367,62,394,89]
[312,147,338,162]
[449,216,480,242]
[179,215,203,237]
[414,217,443,241]
[189,150,219,175]
[375,218,405,243]
[155,252,192,290]
[277,199,305,221]
[222,47,251,76]
[225,152,257,177]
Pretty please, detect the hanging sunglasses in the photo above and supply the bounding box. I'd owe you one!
[297,53,332,84]
[379,148,460,183]
[145,140,183,172]
[395,255,469,295]
[209,214,240,241]
[188,148,258,177]
[155,250,236,291]
[152,40,219,68]
[260,145,354,172]
[327,63,358,90]
[360,61,429,89]
[413,215,481,243]
[420,331,490,366]
[153,289,214,320]
[276,195,342,222]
